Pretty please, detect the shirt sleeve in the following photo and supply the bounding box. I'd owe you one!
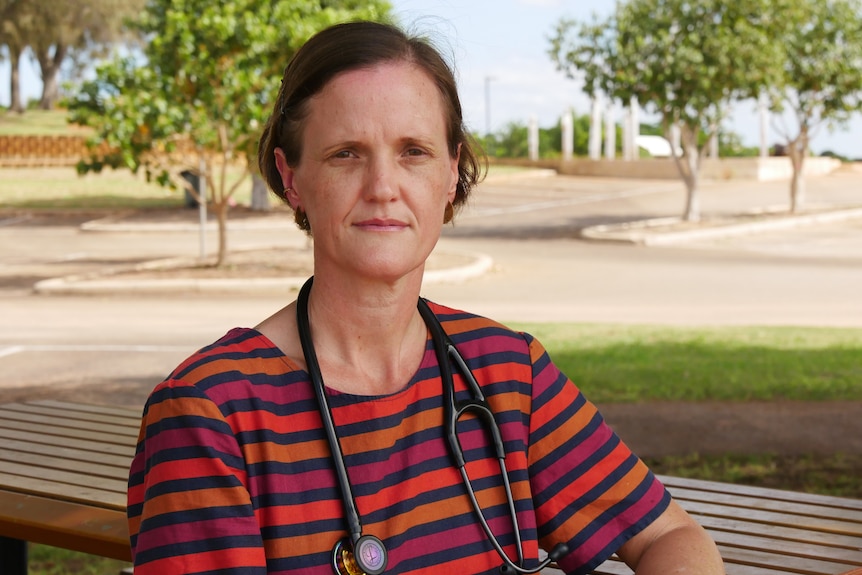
[127,379,268,574]
[524,335,671,575]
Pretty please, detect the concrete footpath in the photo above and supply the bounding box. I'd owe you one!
[1,169,861,458]
[13,166,862,330]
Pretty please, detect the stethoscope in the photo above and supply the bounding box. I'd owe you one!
[296,278,568,574]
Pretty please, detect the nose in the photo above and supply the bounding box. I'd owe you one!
[363,155,399,203]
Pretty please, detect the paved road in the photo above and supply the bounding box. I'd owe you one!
[1,170,861,399]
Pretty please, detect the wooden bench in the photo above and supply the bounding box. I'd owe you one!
[1,399,860,574]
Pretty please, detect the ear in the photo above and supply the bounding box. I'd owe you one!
[447,144,461,204]
[274,148,301,209]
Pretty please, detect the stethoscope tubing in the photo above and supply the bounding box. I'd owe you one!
[297,278,364,546]
[299,277,565,574]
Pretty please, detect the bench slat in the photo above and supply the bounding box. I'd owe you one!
[0,491,130,561]
[661,475,862,511]
[0,418,138,446]
[0,406,138,437]
[680,499,862,537]
[27,399,141,419]
[0,466,127,507]
[1,401,140,428]
[716,544,858,575]
[708,528,862,563]
[0,436,133,468]
[0,448,129,481]
[696,514,862,550]
[0,427,136,457]
[672,485,862,522]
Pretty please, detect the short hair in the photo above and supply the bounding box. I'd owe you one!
[257,21,485,229]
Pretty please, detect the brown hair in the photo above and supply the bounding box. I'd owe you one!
[257,21,485,230]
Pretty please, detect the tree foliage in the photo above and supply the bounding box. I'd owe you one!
[1,0,144,111]
[68,0,391,266]
[767,0,862,212]
[549,0,783,221]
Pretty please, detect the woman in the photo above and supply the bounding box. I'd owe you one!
[128,21,724,575]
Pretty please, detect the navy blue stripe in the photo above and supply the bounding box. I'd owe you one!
[133,534,263,565]
[141,504,255,531]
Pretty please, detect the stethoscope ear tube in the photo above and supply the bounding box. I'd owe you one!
[297,279,364,544]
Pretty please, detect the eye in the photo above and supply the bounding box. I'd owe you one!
[405,147,428,157]
[333,149,356,159]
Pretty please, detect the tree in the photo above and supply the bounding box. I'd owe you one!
[68,0,391,267]
[1,0,33,113]
[549,0,783,221]
[767,0,862,212]
[4,0,145,110]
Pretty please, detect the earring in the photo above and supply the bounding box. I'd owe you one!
[294,208,310,232]
[283,187,310,232]
[443,202,455,224]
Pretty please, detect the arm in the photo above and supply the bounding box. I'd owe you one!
[128,382,267,574]
[617,499,725,575]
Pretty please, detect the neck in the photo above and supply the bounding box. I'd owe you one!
[302,270,427,395]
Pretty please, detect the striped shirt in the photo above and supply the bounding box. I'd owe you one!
[128,302,670,574]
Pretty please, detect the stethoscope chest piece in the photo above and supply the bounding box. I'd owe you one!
[333,535,388,575]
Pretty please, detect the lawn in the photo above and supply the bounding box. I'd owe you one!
[0,109,76,135]
[513,322,862,402]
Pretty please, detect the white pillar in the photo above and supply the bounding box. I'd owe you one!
[561,110,573,161]
[709,132,719,158]
[589,96,602,160]
[604,101,616,160]
[628,96,639,161]
[528,115,539,161]
[622,107,632,161]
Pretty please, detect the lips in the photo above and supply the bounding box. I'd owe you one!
[354,218,408,230]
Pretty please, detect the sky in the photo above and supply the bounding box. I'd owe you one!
[388,0,862,158]
[2,0,860,158]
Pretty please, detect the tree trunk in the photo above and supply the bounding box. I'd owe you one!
[9,48,25,114]
[670,125,702,222]
[250,173,271,212]
[36,43,67,110]
[682,150,701,222]
[787,135,808,214]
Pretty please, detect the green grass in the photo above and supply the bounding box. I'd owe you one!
[645,452,862,499]
[0,166,254,210]
[511,323,862,403]
[0,109,79,135]
[28,544,130,574]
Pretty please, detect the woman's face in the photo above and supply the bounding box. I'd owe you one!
[275,61,460,284]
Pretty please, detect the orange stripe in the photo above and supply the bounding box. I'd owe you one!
[134,547,266,573]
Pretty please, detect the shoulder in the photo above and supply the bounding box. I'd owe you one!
[425,299,547,357]
[423,300,547,373]
[150,327,301,404]
[424,300,525,341]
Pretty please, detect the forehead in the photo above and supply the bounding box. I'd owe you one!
[308,61,449,129]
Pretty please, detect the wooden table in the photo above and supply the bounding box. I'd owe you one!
[0,400,861,575]
[0,400,136,574]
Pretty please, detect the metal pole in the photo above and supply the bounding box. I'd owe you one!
[198,156,207,260]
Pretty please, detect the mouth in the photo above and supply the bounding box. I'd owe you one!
[353,218,408,231]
